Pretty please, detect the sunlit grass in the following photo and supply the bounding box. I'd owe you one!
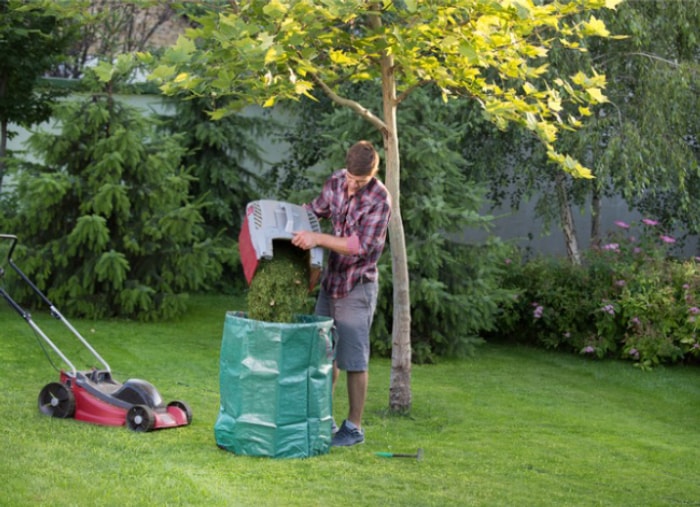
[1,294,699,506]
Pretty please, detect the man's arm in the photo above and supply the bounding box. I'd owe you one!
[291,230,360,256]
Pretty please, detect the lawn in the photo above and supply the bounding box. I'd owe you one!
[1,294,699,506]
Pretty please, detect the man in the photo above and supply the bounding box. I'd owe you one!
[292,140,391,447]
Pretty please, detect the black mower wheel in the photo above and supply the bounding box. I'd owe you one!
[126,404,155,432]
[168,400,193,424]
[38,382,76,419]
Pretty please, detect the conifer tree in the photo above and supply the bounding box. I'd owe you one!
[5,63,226,320]
[0,0,82,193]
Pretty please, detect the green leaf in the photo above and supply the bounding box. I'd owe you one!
[166,35,197,64]
[69,215,110,252]
[262,0,288,19]
[93,61,115,83]
[95,250,130,289]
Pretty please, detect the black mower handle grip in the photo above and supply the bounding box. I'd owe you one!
[0,234,18,262]
[0,234,52,308]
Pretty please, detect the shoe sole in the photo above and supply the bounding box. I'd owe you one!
[331,438,365,447]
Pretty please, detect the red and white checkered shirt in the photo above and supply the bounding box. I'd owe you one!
[307,169,391,299]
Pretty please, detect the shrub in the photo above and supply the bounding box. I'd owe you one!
[495,219,700,368]
[2,91,228,320]
[495,253,607,353]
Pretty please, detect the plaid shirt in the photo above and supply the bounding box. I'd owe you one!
[307,169,391,299]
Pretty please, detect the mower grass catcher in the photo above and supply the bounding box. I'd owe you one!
[239,200,323,289]
[0,234,192,432]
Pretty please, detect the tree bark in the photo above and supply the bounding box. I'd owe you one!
[382,65,412,414]
[0,119,7,195]
[314,62,413,412]
[371,6,412,413]
[555,171,581,265]
[590,184,602,249]
[0,74,6,194]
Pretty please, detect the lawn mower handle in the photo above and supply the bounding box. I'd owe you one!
[1,233,54,310]
[1,233,18,261]
[0,233,112,376]
[1,234,24,315]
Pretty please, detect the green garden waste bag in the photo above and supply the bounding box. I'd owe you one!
[214,311,334,458]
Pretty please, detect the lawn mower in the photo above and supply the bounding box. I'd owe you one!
[0,233,192,432]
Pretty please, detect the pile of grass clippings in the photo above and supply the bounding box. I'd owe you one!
[246,240,313,323]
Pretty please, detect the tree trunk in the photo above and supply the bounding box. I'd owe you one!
[590,184,602,249]
[555,171,581,265]
[0,73,7,194]
[0,118,7,195]
[375,12,412,414]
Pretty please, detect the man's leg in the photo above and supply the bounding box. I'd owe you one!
[347,370,368,429]
[316,289,341,433]
[329,281,377,445]
[332,361,339,397]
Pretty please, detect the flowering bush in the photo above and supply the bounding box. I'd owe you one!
[494,218,700,369]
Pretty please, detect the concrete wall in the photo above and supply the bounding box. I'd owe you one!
[5,93,697,259]
[468,194,698,258]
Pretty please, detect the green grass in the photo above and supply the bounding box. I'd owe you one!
[1,294,699,506]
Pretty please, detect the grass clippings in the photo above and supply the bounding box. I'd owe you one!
[246,240,313,322]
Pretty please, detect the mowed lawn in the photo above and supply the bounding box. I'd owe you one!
[1,294,699,506]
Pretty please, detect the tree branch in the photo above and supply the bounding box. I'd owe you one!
[626,51,682,67]
[594,51,682,68]
[395,79,431,105]
[310,73,388,134]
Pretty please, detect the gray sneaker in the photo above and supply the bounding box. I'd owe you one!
[331,420,364,447]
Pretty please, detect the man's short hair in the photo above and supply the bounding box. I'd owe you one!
[346,140,379,176]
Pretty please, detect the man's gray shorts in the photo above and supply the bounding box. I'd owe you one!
[315,279,378,372]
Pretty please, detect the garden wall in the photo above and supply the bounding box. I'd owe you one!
[6,95,698,259]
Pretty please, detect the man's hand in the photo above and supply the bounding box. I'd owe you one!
[293,230,355,256]
[292,230,318,250]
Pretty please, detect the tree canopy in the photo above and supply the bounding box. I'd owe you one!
[147,0,623,412]
[0,0,83,192]
[462,0,700,261]
[151,0,622,178]
[1,60,228,320]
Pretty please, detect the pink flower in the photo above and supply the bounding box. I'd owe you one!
[614,280,626,287]
[602,243,620,252]
[583,346,595,354]
[642,218,659,226]
[602,304,615,315]
[533,305,544,319]
[660,235,676,244]
[614,220,630,229]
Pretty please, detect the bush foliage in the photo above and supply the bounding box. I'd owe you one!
[1,91,230,320]
[494,219,700,369]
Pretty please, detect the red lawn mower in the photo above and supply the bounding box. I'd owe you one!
[0,234,192,432]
